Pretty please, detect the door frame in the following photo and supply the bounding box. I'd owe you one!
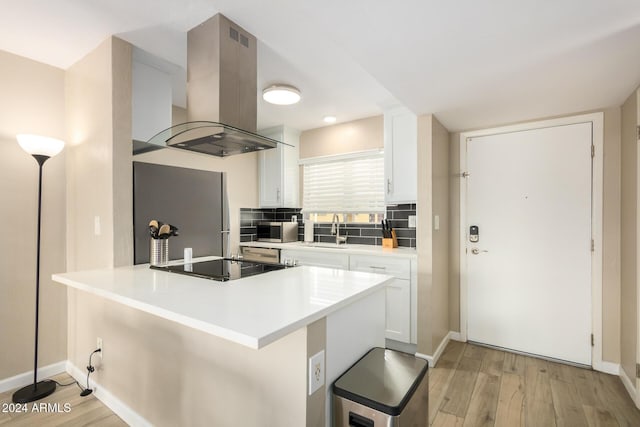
[459,112,604,370]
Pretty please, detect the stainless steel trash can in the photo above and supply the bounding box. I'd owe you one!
[333,347,428,427]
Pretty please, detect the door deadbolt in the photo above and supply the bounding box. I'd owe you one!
[469,225,479,243]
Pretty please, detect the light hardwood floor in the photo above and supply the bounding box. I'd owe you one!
[0,373,126,426]
[430,341,640,427]
[3,345,639,427]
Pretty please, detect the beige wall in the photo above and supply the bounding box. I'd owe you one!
[68,291,309,426]
[65,37,133,271]
[0,50,67,379]
[431,117,450,352]
[448,107,624,365]
[602,107,622,363]
[299,116,383,159]
[416,114,450,355]
[416,115,433,354]
[172,105,187,126]
[112,38,134,267]
[306,318,326,427]
[620,90,638,380]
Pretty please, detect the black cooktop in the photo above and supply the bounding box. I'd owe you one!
[150,258,288,282]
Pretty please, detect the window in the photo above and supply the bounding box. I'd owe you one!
[301,150,384,223]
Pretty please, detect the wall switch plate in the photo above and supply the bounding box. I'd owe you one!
[308,350,325,395]
[94,216,101,236]
[434,215,440,231]
[408,215,417,228]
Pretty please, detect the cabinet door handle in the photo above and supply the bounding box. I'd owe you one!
[387,178,391,194]
[369,265,386,270]
[277,188,281,201]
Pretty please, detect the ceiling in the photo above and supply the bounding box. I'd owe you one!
[2,0,640,132]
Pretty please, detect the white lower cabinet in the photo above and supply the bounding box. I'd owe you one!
[280,249,350,270]
[349,255,413,343]
[384,278,411,342]
[348,255,410,279]
[265,247,416,344]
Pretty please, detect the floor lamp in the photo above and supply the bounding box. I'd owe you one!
[12,134,65,404]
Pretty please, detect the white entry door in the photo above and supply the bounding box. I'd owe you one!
[466,122,593,366]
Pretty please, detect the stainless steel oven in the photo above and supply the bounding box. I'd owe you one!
[241,247,281,265]
[256,222,298,243]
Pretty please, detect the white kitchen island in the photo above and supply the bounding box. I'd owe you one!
[53,257,391,427]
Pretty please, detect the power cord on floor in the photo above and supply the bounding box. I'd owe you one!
[51,348,102,397]
[51,378,85,393]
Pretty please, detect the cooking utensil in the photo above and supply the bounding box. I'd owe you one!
[149,219,159,239]
[158,224,171,239]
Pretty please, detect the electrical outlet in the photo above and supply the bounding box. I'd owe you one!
[408,215,417,228]
[308,350,325,395]
[96,337,103,360]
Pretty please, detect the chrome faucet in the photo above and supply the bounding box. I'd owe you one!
[331,214,347,245]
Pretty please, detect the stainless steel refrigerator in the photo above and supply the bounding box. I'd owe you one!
[133,161,229,264]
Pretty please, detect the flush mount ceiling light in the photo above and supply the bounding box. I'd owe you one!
[323,116,337,124]
[262,84,301,105]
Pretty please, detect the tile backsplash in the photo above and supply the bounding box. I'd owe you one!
[384,204,417,248]
[239,208,302,242]
[240,204,416,248]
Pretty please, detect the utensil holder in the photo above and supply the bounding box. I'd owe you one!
[382,230,398,248]
[150,238,169,265]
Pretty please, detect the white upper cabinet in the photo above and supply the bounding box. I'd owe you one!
[384,106,417,203]
[258,126,300,208]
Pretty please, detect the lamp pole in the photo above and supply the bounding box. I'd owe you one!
[12,136,64,403]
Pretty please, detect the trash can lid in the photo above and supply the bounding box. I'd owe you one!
[333,347,428,416]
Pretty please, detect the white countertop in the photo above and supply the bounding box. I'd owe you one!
[240,241,417,259]
[52,257,392,350]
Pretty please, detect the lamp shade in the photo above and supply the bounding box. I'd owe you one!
[17,134,65,158]
[262,85,301,105]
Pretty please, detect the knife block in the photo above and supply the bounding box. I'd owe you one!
[382,230,398,248]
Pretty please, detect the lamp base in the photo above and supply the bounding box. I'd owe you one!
[12,380,56,403]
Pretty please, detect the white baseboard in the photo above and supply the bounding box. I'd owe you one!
[593,360,620,376]
[415,331,455,367]
[66,361,152,427]
[619,365,638,408]
[0,361,67,393]
[449,331,463,342]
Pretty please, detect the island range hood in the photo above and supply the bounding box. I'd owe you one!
[136,14,291,157]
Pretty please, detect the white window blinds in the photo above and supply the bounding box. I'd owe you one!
[302,151,385,214]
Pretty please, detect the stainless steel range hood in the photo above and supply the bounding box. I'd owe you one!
[142,121,285,157]
[135,14,290,157]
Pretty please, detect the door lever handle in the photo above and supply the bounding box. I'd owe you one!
[471,248,488,255]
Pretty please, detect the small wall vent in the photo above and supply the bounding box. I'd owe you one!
[229,27,239,41]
